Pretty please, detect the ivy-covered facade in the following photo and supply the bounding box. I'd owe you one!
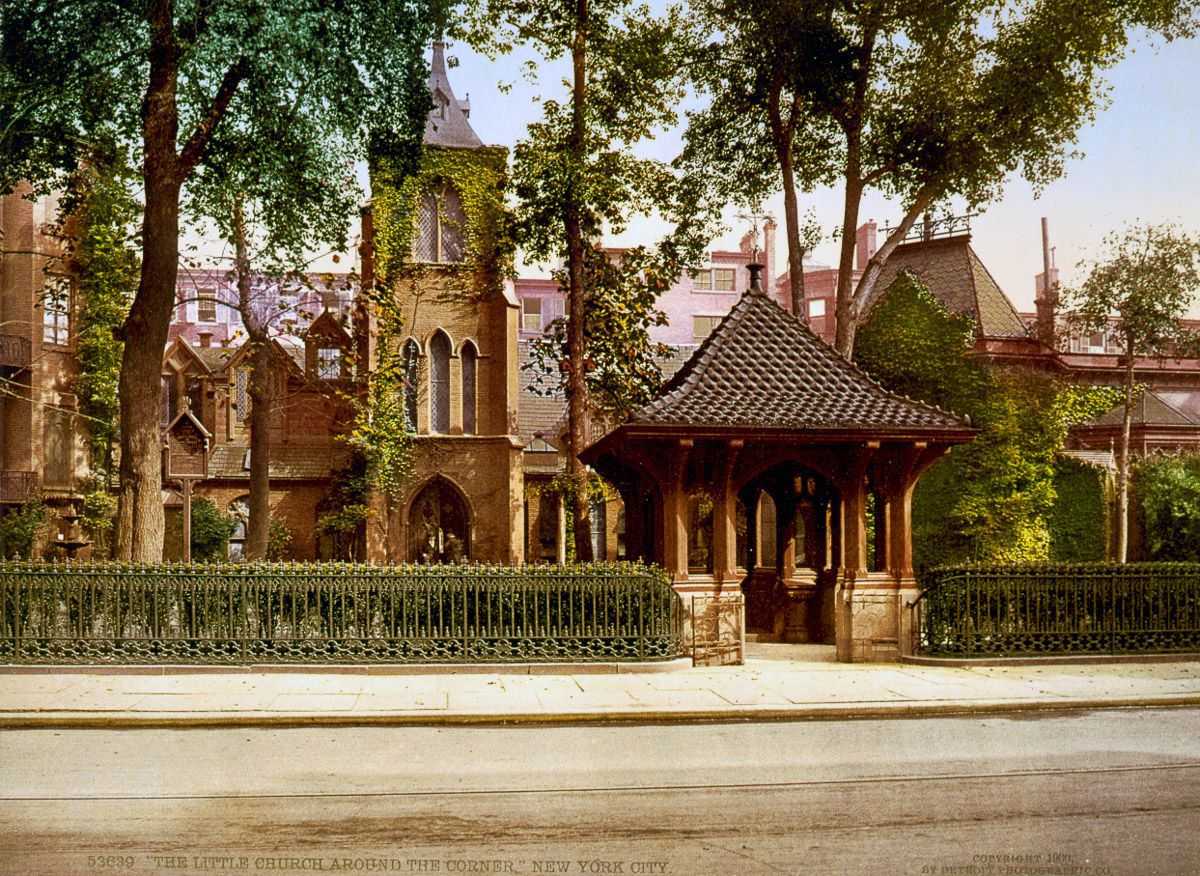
[354,42,524,564]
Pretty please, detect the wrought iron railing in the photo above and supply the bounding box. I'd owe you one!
[0,561,684,664]
[912,563,1200,657]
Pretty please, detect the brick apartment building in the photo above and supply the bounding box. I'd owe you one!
[0,186,91,555]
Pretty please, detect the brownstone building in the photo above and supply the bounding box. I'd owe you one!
[0,186,90,556]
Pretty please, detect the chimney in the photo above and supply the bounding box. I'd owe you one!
[763,218,777,291]
[856,221,877,270]
[747,263,765,294]
[198,331,212,349]
[1035,217,1059,348]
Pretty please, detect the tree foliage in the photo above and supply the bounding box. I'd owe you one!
[524,244,674,422]
[189,496,234,562]
[1,0,435,561]
[681,0,1199,356]
[64,159,140,475]
[463,0,697,560]
[1135,452,1200,562]
[1065,223,1200,560]
[856,275,1122,565]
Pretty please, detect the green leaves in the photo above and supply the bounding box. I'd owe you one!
[524,243,674,421]
[1066,223,1200,360]
[858,273,1125,565]
[69,159,140,475]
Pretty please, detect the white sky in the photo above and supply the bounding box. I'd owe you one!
[438,25,1200,315]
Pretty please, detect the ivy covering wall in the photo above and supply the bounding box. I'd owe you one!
[349,139,513,499]
[856,274,1121,569]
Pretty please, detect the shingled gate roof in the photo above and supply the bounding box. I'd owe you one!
[871,237,1029,338]
[627,291,971,434]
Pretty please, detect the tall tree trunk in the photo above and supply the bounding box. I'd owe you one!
[833,169,863,356]
[116,0,181,562]
[565,0,593,562]
[233,200,271,561]
[115,1,244,560]
[1116,339,1135,562]
[767,82,804,314]
[840,186,937,359]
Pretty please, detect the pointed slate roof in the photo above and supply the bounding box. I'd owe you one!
[627,291,970,433]
[1088,389,1197,428]
[870,236,1029,338]
[424,41,483,149]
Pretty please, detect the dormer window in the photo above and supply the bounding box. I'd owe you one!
[413,186,466,264]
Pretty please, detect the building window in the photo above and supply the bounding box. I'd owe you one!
[228,496,249,561]
[235,370,249,423]
[692,268,735,292]
[197,288,218,322]
[461,342,477,435]
[522,298,543,333]
[401,340,420,430]
[413,186,466,264]
[44,407,72,487]
[808,298,827,318]
[430,331,451,434]
[42,275,70,345]
[317,348,342,380]
[1087,331,1106,353]
[589,498,607,561]
[162,375,179,425]
[692,315,723,342]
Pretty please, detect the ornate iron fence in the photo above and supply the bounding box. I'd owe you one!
[912,563,1200,657]
[0,562,683,664]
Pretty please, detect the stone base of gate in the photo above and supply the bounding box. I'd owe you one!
[674,577,745,666]
[835,575,919,663]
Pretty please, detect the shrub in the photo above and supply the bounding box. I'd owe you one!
[190,497,234,562]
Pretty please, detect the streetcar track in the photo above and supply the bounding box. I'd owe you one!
[4,760,1199,803]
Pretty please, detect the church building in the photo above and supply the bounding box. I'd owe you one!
[357,41,525,564]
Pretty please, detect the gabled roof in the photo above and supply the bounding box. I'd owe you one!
[424,41,483,149]
[871,236,1029,338]
[207,444,340,480]
[627,291,971,434]
[1088,389,1197,428]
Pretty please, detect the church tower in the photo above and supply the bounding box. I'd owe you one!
[360,41,523,564]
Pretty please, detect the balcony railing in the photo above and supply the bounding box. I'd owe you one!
[0,471,39,504]
[0,334,31,371]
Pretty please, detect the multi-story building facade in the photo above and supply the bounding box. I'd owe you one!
[0,186,90,556]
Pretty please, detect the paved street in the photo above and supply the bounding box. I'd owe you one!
[2,708,1198,875]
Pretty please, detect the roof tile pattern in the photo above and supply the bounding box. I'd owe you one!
[208,444,338,480]
[632,292,970,431]
[871,237,1028,338]
[1089,389,1197,427]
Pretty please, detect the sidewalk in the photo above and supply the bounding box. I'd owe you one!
[2,644,1199,728]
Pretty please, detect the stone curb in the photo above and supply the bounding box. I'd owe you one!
[3,695,1199,729]
[0,658,693,676]
[902,653,1200,667]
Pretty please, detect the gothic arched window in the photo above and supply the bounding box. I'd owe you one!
[401,339,421,431]
[430,330,451,434]
[413,185,466,264]
[228,496,249,561]
[461,341,477,435]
